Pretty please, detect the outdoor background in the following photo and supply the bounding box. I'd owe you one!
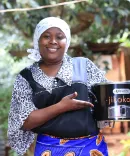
[0,0,130,155]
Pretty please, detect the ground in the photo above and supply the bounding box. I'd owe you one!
[105,134,130,156]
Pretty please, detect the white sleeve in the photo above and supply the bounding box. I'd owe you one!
[86,58,108,86]
[7,74,37,155]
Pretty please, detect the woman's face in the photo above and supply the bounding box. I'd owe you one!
[39,27,67,63]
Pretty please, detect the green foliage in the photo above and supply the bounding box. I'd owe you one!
[0,86,12,138]
[119,132,130,156]
[0,0,51,54]
[64,0,130,44]
[0,49,33,141]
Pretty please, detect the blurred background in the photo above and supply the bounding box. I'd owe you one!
[0,0,130,155]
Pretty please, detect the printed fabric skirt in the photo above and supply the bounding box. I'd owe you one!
[34,133,108,156]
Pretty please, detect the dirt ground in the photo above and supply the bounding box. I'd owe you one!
[104,134,130,156]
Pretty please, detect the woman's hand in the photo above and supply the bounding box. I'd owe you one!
[58,92,94,112]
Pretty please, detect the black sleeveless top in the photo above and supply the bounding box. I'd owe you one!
[20,58,99,138]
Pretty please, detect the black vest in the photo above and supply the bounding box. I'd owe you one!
[20,59,99,138]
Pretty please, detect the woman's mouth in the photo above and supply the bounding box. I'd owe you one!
[47,48,58,53]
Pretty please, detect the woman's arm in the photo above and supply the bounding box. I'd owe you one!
[23,100,64,130]
[8,74,36,155]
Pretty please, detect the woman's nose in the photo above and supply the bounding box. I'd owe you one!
[50,37,57,44]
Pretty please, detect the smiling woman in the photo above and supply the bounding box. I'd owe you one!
[39,27,67,70]
[8,17,109,156]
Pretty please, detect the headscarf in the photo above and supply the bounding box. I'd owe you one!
[27,17,71,62]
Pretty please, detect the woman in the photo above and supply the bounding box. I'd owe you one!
[8,17,108,156]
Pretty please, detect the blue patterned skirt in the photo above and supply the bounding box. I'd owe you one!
[34,133,108,156]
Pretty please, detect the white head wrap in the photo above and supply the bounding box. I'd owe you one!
[27,17,71,62]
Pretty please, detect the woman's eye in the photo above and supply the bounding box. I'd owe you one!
[56,36,65,40]
[43,35,50,39]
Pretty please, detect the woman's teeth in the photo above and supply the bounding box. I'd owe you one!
[48,48,57,52]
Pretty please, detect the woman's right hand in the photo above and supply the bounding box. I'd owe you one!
[58,92,94,112]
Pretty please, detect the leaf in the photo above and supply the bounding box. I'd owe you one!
[118,9,129,16]
[118,151,126,156]
[113,0,120,7]
[106,7,114,12]
[6,2,12,9]
[94,14,102,27]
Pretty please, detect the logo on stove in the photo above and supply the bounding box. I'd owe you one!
[113,89,130,94]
